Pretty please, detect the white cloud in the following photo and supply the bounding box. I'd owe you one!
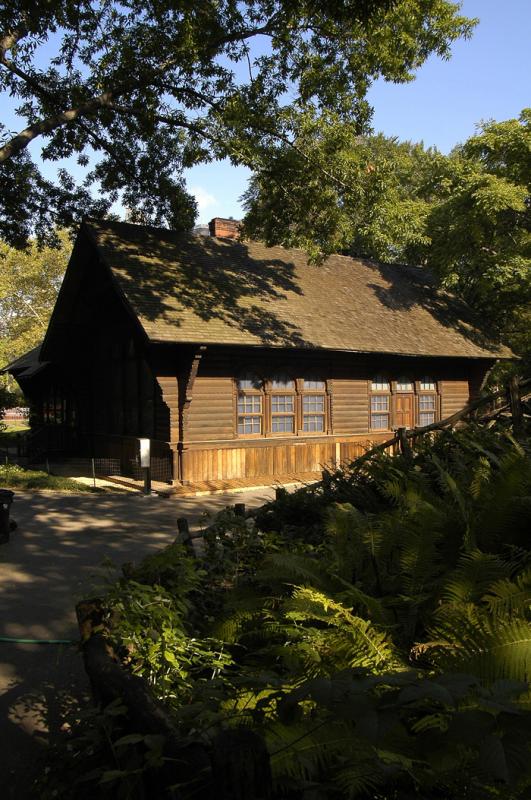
[191,185,217,217]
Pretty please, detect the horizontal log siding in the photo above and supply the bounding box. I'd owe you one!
[186,376,234,442]
[440,380,470,419]
[155,376,178,443]
[332,380,369,434]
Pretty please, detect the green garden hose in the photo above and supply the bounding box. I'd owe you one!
[0,635,75,644]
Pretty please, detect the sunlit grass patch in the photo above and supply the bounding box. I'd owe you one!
[0,463,102,492]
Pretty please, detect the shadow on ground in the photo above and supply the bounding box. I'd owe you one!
[0,487,274,797]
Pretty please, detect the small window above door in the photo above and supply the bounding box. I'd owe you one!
[371,376,390,391]
[396,377,414,391]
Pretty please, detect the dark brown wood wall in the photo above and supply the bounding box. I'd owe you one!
[171,347,496,484]
[183,346,493,446]
[440,380,470,418]
[185,376,234,442]
[331,379,369,435]
[155,376,179,443]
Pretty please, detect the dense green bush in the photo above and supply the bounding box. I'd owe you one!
[38,423,531,799]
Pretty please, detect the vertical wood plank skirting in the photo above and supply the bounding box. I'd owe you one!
[183,435,390,484]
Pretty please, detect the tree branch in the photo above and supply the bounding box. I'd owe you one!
[0,49,58,105]
[0,91,116,162]
[77,121,139,182]
[18,296,46,327]
[0,27,27,58]
[0,14,280,163]
[109,103,216,142]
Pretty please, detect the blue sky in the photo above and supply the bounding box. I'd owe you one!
[189,0,531,222]
[3,1,529,224]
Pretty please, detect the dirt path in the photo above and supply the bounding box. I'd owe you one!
[0,487,275,798]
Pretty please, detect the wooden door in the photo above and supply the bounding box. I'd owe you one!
[395,394,414,429]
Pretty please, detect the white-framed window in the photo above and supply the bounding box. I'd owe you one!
[370,394,391,430]
[418,394,436,426]
[371,376,390,392]
[420,377,436,391]
[396,377,414,391]
[271,377,296,390]
[237,375,264,435]
[271,376,296,433]
[302,379,326,432]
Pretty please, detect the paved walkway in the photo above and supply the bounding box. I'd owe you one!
[0,487,276,797]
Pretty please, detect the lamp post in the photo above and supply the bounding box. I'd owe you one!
[139,438,151,495]
[0,489,15,543]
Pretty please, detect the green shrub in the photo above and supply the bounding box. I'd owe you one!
[39,423,531,799]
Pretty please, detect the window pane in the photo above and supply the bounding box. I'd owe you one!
[371,376,389,391]
[419,412,435,427]
[271,415,294,433]
[420,377,436,391]
[238,395,262,413]
[419,395,436,411]
[303,395,325,412]
[271,395,294,413]
[371,413,389,430]
[370,395,389,412]
[303,379,325,390]
[238,416,261,434]
[303,414,324,432]
[271,377,295,390]
[238,375,262,390]
[396,377,413,391]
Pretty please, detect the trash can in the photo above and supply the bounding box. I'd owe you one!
[0,489,15,544]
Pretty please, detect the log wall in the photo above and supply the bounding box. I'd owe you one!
[440,380,470,419]
[331,379,369,435]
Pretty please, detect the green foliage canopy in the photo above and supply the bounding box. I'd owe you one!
[0,231,69,367]
[0,0,475,247]
[427,111,531,358]
[244,109,531,362]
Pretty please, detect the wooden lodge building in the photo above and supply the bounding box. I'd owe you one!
[4,217,512,487]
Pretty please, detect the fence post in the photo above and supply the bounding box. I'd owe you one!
[177,517,190,540]
[176,517,195,555]
[234,503,246,517]
[397,427,413,461]
[508,376,524,438]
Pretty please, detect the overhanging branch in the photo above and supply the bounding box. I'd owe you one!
[0,91,116,162]
[0,14,282,163]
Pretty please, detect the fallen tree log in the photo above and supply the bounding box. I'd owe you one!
[76,600,273,800]
[76,600,210,798]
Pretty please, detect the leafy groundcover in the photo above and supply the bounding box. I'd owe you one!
[39,423,531,799]
[0,463,101,492]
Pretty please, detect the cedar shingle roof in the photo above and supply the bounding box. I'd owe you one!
[84,219,512,359]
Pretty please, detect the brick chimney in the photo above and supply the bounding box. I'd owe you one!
[208,217,241,239]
